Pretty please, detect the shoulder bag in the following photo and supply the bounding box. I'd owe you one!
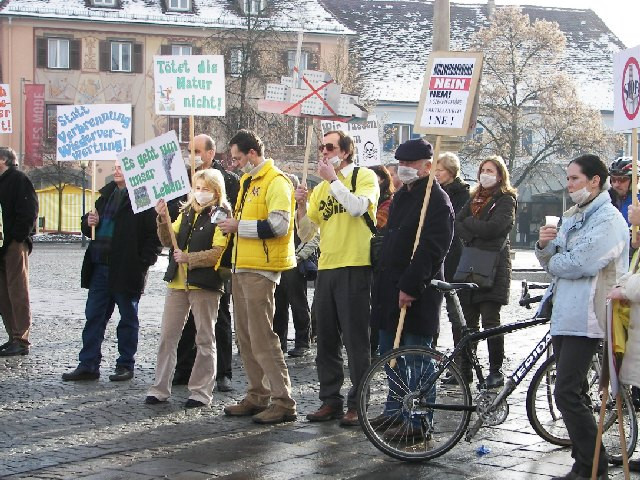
[453,238,508,289]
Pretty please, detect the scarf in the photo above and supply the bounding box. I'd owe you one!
[471,186,497,217]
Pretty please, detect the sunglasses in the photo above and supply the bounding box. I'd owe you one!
[611,177,630,184]
[318,143,336,152]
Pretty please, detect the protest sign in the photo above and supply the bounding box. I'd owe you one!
[56,104,132,161]
[320,116,381,167]
[24,84,45,167]
[154,55,226,116]
[0,84,13,134]
[614,45,640,131]
[414,51,483,136]
[117,131,189,213]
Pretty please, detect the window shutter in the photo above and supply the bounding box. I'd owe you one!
[36,38,47,68]
[160,45,171,55]
[69,39,81,70]
[133,43,143,73]
[193,46,202,55]
[99,41,110,71]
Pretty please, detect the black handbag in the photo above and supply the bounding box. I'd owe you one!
[297,252,318,281]
[453,239,508,289]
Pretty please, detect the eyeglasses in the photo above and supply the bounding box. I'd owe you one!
[318,143,336,152]
[611,177,630,184]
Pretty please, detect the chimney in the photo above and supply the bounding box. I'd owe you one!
[487,0,495,17]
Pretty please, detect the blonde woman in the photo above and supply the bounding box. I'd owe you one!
[454,155,517,388]
[146,169,230,408]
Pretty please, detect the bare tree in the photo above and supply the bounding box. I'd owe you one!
[462,7,621,187]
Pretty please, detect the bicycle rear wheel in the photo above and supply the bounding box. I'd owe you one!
[526,355,638,461]
[357,346,473,462]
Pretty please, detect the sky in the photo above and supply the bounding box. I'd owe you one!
[454,0,639,49]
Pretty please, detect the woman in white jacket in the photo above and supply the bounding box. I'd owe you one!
[536,154,629,480]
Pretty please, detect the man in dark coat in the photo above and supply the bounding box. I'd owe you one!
[0,147,38,356]
[370,138,454,438]
[62,159,161,382]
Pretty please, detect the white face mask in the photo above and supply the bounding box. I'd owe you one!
[194,155,203,168]
[398,165,420,184]
[569,186,592,206]
[194,191,214,205]
[328,155,342,168]
[479,173,498,188]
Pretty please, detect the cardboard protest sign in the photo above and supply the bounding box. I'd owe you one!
[414,51,483,136]
[56,104,132,161]
[614,45,640,131]
[117,131,190,213]
[320,116,381,167]
[154,55,226,116]
[0,84,12,134]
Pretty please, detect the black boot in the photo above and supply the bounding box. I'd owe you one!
[486,336,504,388]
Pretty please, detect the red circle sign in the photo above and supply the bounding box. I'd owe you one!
[622,56,640,121]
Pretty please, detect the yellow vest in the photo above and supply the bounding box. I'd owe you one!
[233,159,296,271]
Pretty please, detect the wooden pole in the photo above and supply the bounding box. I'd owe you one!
[301,124,314,186]
[91,160,97,240]
[592,385,607,480]
[390,136,442,367]
[633,127,638,244]
[190,115,196,179]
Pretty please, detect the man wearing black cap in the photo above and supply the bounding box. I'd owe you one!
[295,129,380,426]
[369,138,454,440]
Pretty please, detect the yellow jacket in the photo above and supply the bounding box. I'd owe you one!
[233,159,295,271]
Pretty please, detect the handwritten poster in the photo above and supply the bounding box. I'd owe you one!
[320,116,381,167]
[0,84,12,134]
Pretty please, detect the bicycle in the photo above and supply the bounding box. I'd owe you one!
[357,279,638,462]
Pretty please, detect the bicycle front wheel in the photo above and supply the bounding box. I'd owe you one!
[357,346,473,462]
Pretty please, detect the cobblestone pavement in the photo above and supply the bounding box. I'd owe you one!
[0,244,638,479]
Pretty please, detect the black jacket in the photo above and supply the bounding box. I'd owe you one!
[455,189,516,305]
[441,177,470,281]
[0,167,38,257]
[80,182,161,295]
[373,177,454,337]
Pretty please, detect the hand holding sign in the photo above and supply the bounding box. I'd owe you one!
[87,211,99,227]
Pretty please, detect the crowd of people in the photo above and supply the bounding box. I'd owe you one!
[1,130,639,477]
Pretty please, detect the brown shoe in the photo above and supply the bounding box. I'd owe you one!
[368,413,404,429]
[383,423,432,446]
[223,398,268,417]
[306,403,344,422]
[252,404,297,424]
[339,408,360,427]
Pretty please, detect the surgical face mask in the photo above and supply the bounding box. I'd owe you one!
[194,155,203,168]
[240,162,253,174]
[194,191,214,205]
[398,165,420,184]
[479,173,498,188]
[569,186,592,206]
[328,155,342,168]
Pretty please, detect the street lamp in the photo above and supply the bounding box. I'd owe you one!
[80,161,88,247]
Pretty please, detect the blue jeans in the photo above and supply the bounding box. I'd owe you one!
[379,329,435,427]
[79,264,140,372]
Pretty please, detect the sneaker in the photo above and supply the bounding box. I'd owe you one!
[109,366,133,381]
[216,376,233,392]
[306,403,344,422]
[62,366,99,381]
[223,398,268,416]
[185,399,206,409]
[288,347,311,358]
[486,371,504,389]
[252,404,297,424]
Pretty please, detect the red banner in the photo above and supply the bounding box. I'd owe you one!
[24,84,45,167]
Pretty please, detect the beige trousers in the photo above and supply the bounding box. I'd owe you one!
[232,272,295,410]
[148,288,221,404]
[0,241,31,345]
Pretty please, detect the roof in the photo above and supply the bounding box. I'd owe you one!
[321,1,626,110]
[0,0,353,36]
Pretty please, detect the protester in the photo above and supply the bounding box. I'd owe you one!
[273,174,318,358]
[0,147,38,357]
[609,156,637,225]
[434,152,470,356]
[296,130,379,426]
[145,169,230,408]
[173,134,239,393]
[455,155,516,388]
[369,165,395,230]
[369,138,454,439]
[386,163,403,191]
[537,154,628,480]
[62,159,161,381]
[218,129,297,424]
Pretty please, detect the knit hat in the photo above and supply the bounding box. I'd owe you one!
[394,138,433,162]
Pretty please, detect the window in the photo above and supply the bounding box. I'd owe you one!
[46,104,61,140]
[383,124,420,151]
[48,38,70,69]
[287,50,309,73]
[230,48,245,77]
[168,117,189,144]
[92,0,116,6]
[168,0,190,11]
[242,0,265,14]
[172,44,192,55]
[473,126,484,142]
[522,129,533,155]
[111,42,132,72]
